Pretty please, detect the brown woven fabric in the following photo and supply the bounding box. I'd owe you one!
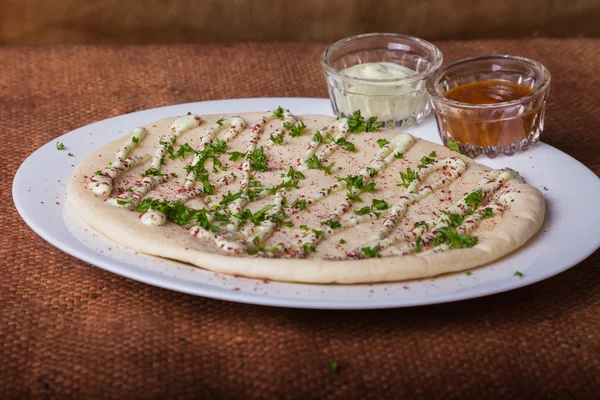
[1,39,599,399]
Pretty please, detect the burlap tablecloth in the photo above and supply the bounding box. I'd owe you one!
[2,39,599,399]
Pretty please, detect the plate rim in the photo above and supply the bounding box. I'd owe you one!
[12,97,600,309]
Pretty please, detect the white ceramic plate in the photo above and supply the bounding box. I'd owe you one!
[13,98,600,309]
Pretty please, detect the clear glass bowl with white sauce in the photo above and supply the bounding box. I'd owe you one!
[321,33,443,128]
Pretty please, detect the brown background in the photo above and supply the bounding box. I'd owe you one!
[2,39,600,398]
[1,0,600,45]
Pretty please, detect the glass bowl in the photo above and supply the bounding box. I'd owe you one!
[426,55,551,158]
[321,33,443,128]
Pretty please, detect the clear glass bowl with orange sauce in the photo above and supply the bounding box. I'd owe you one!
[426,55,551,157]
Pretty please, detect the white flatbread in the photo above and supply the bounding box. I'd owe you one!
[67,112,545,283]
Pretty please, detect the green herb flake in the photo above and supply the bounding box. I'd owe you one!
[323,220,341,229]
[335,137,355,152]
[399,168,418,188]
[339,239,346,245]
[414,221,429,230]
[116,199,132,205]
[514,271,524,277]
[394,153,404,159]
[249,146,269,172]
[56,142,65,150]
[215,118,224,126]
[142,168,164,177]
[270,132,284,145]
[418,151,437,169]
[353,206,371,216]
[376,138,390,148]
[292,198,308,211]
[432,227,478,249]
[361,246,381,258]
[284,121,307,138]
[464,189,484,209]
[132,136,139,144]
[228,151,248,162]
[481,207,494,218]
[543,186,549,191]
[347,110,383,133]
[372,199,389,211]
[326,361,340,373]
[446,139,465,154]
[414,236,423,252]
[466,271,472,276]
[67,152,74,157]
[272,106,285,120]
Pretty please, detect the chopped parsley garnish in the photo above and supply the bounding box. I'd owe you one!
[184,139,228,180]
[312,131,323,144]
[215,118,224,126]
[247,244,282,255]
[142,168,164,177]
[543,186,549,191]
[292,198,307,211]
[284,121,307,138]
[439,210,466,228]
[268,167,305,194]
[325,133,356,152]
[302,243,316,256]
[168,143,195,159]
[116,199,132,205]
[322,219,341,229]
[464,189,484,209]
[249,146,269,171]
[346,192,363,202]
[299,224,309,230]
[306,155,335,174]
[135,198,219,232]
[446,139,465,154]
[347,110,383,133]
[361,246,381,258]
[95,170,103,177]
[481,207,494,218]
[132,136,139,144]
[432,227,478,249]
[376,138,390,148]
[514,271,524,277]
[272,106,285,120]
[68,152,74,157]
[399,168,418,188]
[414,221,429,230]
[466,271,472,276]
[339,239,346,245]
[270,132,284,144]
[418,151,437,169]
[366,168,377,178]
[371,199,389,210]
[250,205,274,225]
[228,151,247,162]
[414,236,423,252]
[326,361,340,373]
[394,153,404,159]
[56,142,65,150]
[311,229,324,238]
[353,206,371,216]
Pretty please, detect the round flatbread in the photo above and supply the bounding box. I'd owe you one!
[67,110,545,283]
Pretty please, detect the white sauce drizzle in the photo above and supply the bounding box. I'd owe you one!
[88,127,149,196]
[363,169,520,255]
[90,111,525,260]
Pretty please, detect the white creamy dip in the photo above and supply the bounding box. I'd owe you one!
[331,62,430,125]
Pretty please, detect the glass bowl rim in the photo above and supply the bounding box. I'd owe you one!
[426,54,551,110]
[320,32,444,85]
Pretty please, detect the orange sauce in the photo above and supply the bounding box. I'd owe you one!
[442,80,539,147]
